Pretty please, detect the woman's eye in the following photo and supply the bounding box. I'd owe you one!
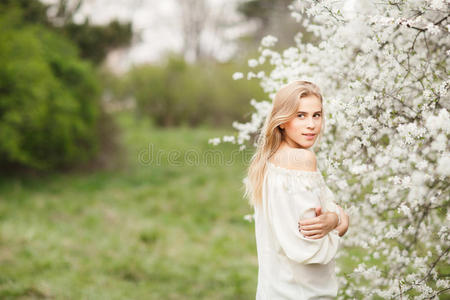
[298,113,321,118]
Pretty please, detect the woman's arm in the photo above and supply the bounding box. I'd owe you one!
[298,206,349,238]
[265,173,340,263]
[298,207,339,239]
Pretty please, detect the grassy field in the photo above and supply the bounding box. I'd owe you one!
[0,112,363,299]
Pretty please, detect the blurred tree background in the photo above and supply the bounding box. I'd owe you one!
[0,0,293,173]
[0,0,132,172]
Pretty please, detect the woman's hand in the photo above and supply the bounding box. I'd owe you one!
[298,207,339,239]
[334,205,349,237]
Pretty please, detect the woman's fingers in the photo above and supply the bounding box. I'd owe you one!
[298,223,323,231]
[298,216,320,226]
[300,229,322,236]
[338,205,349,222]
[308,234,325,239]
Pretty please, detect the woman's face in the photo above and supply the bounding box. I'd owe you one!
[280,94,323,149]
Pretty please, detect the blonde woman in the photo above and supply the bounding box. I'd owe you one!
[245,80,350,299]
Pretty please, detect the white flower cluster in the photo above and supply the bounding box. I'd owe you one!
[231,99,272,146]
[428,0,447,10]
[248,59,258,68]
[208,137,221,146]
[396,122,427,145]
[243,213,255,223]
[436,154,450,176]
[425,108,450,135]
[208,135,236,146]
[260,35,278,47]
[232,72,244,80]
[214,0,449,297]
[223,136,236,143]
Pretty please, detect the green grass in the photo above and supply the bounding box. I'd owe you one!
[0,112,258,299]
[0,112,370,299]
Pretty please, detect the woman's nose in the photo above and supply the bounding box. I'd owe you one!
[307,118,315,128]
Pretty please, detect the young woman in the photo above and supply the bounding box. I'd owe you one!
[244,80,350,299]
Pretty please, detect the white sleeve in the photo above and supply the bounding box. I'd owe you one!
[265,174,340,264]
[321,183,342,230]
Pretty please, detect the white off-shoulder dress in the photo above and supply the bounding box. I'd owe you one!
[254,161,342,300]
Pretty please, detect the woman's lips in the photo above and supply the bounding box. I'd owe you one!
[302,133,316,140]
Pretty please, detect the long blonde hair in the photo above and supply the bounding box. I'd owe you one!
[244,80,326,207]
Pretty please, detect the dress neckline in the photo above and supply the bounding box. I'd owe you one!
[266,161,321,177]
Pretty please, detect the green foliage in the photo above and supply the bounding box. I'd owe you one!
[0,9,101,170]
[238,0,276,23]
[0,0,50,26]
[61,19,133,65]
[117,54,267,127]
[0,0,133,65]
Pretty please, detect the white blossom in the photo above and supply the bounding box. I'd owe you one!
[436,154,450,176]
[222,136,236,143]
[248,59,258,68]
[429,0,447,10]
[426,23,441,34]
[436,279,449,288]
[214,0,449,298]
[425,108,450,134]
[232,72,244,80]
[208,137,221,146]
[243,213,255,222]
[261,35,278,47]
[398,203,411,217]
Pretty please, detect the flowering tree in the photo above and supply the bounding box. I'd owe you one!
[209,0,449,298]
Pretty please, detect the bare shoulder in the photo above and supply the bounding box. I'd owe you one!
[271,148,317,172]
